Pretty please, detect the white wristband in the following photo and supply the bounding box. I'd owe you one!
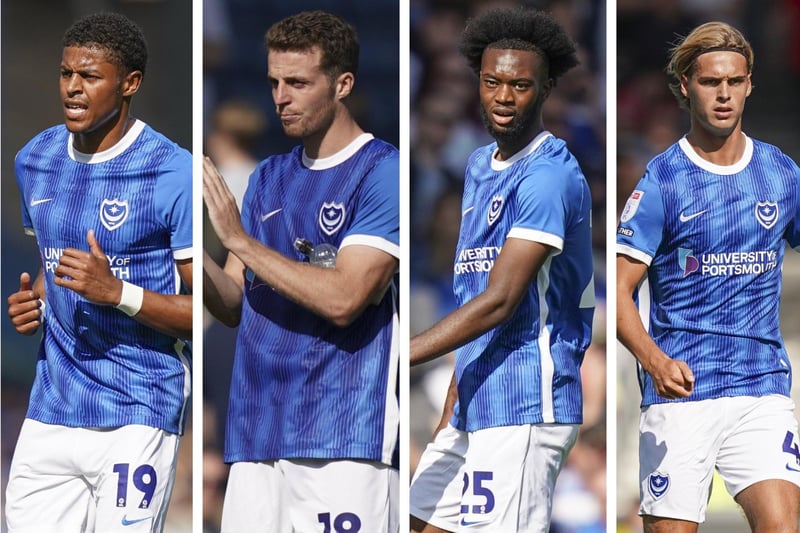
[116,281,144,317]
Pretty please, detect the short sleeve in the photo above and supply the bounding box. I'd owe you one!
[508,160,574,251]
[15,147,34,236]
[616,169,665,266]
[341,153,399,258]
[155,149,193,260]
[784,163,800,250]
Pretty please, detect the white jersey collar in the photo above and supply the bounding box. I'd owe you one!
[68,119,146,164]
[302,133,374,170]
[490,130,553,171]
[678,133,753,175]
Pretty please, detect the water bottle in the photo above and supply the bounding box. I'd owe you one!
[294,238,337,269]
[310,243,338,268]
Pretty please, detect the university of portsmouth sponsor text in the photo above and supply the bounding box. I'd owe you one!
[454,246,502,274]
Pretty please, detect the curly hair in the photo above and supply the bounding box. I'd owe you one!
[63,12,148,76]
[459,7,579,82]
[266,10,359,80]
[667,21,754,111]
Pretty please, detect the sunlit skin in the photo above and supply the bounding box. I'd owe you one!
[60,46,141,154]
[268,47,359,158]
[681,51,751,163]
[479,48,553,160]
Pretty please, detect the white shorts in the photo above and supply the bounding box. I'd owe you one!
[409,423,579,532]
[6,419,180,533]
[220,458,398,533]
[639,394,800,523]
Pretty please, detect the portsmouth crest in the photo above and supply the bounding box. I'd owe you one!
[487,195,504,226]
[648,472,670,499]
[99,199,130,231]
[620,190,643,223]
[755,201,778,230]
[319,202,346,236]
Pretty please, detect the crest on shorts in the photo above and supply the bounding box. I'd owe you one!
[620,190,643,223]
[100,199,130,231]
[319,202,345,235]
[487,195,504,226]
[755,201,778,230]
[648,472,670,499]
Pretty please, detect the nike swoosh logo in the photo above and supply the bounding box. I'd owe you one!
[460,518,489,527]
[30,198,53,206]
[121,515,152,526]
[462,206,474,216]
[786,463,800,473]
[679,210,707,222]
[261,208,282,222]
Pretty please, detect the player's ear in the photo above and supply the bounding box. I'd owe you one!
[542,78,554,101]
[746,73,752,97]
[334,72,354,101]
[121,70,143,97]
[680,74,689,98]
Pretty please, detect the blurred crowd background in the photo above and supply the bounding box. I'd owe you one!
[0,1,194,532]
[408,1,607,532]
[617,1,800,531]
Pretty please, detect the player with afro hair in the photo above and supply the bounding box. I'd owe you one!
[458,7,578,83]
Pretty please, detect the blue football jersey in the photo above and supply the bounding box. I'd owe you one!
[225,134,400,465]
[617,135,800,406]
[15,120,193,435]
[450,131,594,432]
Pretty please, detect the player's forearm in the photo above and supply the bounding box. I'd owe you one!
[432,373,458,438]
[616,291,669,374]
[33,268,46,303]
[411,287,517,365]
[203,250,243,327]
[130,292,193,339]
[227,235,391,327]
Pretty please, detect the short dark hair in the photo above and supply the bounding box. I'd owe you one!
[266,10,359,79]
[459,7,578,82]
[63,12,148,76]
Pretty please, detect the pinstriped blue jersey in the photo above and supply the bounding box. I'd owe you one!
[15,120,193,435]
[617,135,800,406]
[225,134,400,465]
[450,132,594,432]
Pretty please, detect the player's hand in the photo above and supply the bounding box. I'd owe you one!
[647,355,695,399]
[7,272,43,335]
[203,156,247,248]
[54,229,122,306]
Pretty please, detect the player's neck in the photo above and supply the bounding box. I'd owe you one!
[72,114,136,155]
[494,122,544,162]
[684,125,746,166]
[302,111,364,160]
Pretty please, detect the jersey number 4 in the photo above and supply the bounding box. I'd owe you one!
[783,431,800,468]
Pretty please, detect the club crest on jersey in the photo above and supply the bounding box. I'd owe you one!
[99,199,130,231]
[319,202,346,235]
[755,201,778,229]
[620,190,643,223]
[487,195,504,226]
[648,472,670,499]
